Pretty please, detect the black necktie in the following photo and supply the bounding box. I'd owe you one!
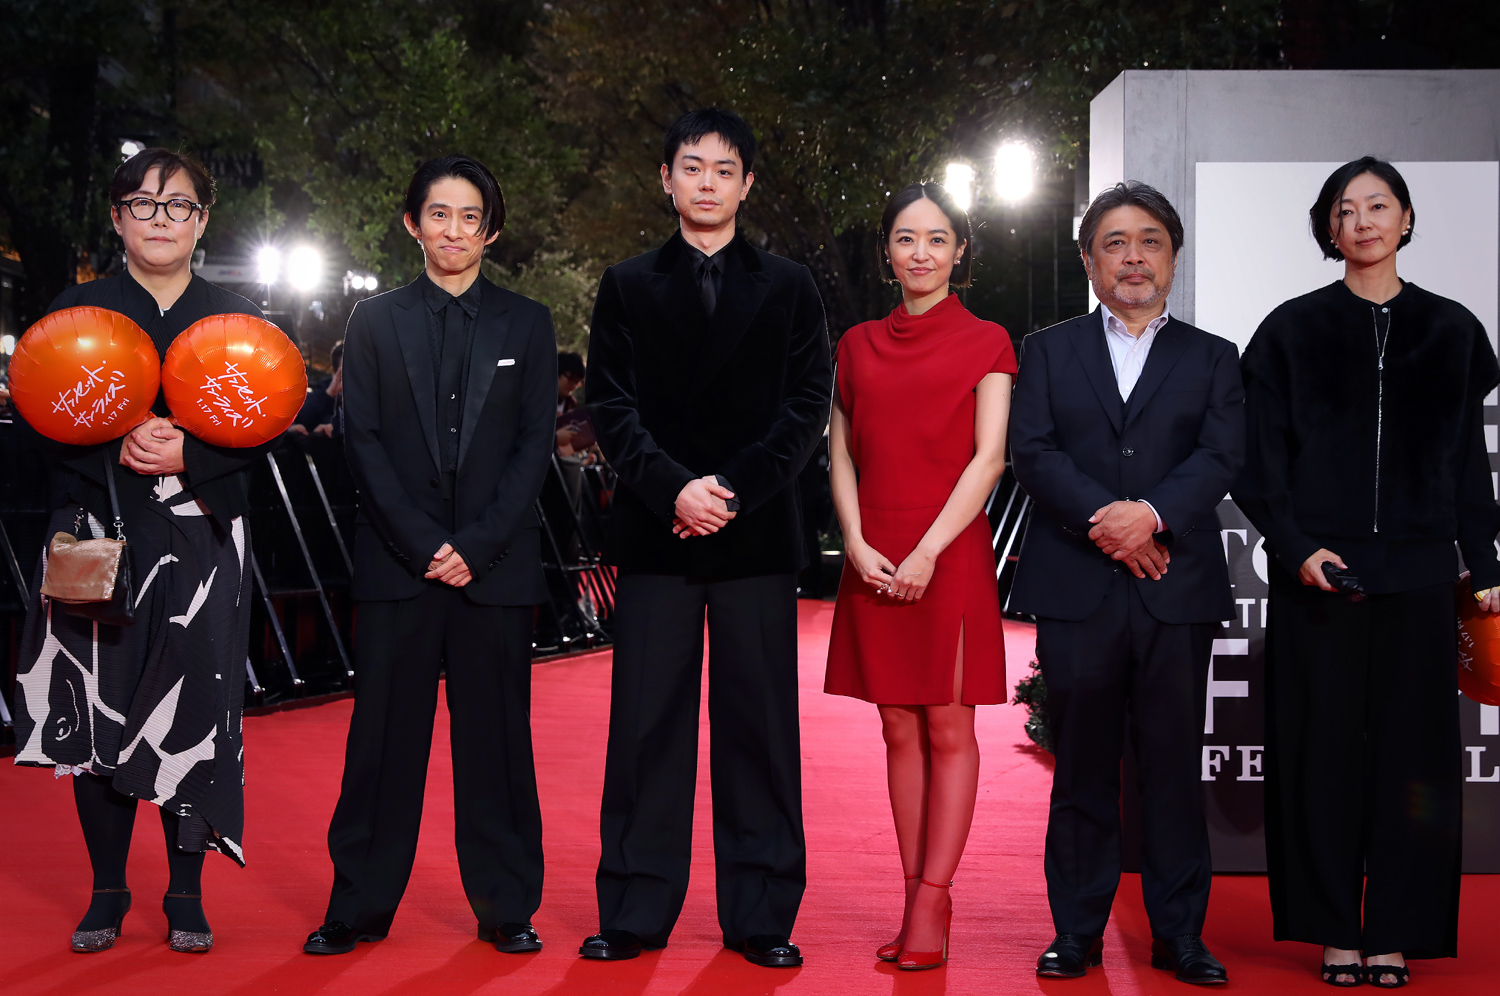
[437,299,466,470]
[696,253,719,317]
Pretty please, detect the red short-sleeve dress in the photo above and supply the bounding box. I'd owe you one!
[824,293,1017,705]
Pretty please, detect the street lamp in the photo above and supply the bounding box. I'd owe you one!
[287,246,323,293]
[944,162,975,212]
[994,142,1035,203]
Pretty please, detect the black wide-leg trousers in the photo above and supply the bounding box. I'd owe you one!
[1264,572,1461,958]
[1037,574,1216,939]
[596,571,806,948]
[325,585,542,936]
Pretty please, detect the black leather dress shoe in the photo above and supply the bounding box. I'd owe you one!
[479,922,542,953]
[580,930,645,960]
[1036,934,1103,978]
[1151,935,1227,985]
[303,921,384,955]
[729,935,803,968]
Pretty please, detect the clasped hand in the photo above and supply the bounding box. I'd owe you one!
[427,542,471,587]
[671,475,737,538]
[847,539,935,602]
[119,416,186,476]
[1089,500,1168,580]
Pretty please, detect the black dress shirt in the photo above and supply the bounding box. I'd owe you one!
[685,242,727,317]
[421,272,482,473]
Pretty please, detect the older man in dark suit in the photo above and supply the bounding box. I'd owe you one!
[1010,181,1244,985]
[303,155,557,956]
[580,108,832,968]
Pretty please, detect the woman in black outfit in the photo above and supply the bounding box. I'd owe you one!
[11,149,270,954]
[1234,157,1500,988]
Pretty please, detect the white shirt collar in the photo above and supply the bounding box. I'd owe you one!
[1100,302,1170,340]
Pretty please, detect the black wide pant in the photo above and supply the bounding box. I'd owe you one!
[1036,574,1216,939]
[1264,571,1461,958]
[596,571,805,948]
[325,585,542,936]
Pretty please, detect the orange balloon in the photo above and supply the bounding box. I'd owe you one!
[1457,574,1500,707]
[7,307,162,445]
[161,314,308,447]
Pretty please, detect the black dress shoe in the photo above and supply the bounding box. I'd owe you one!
[303,921,384,955]
[1151,935,1227,985]
[729,935,802,968]
[1036,934,1103,978]
[479,922,542,953]
[580,930,645,960]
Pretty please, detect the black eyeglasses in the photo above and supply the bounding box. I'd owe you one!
[115,197,203,222]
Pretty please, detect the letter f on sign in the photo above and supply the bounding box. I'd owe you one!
[1205,639,1250,735]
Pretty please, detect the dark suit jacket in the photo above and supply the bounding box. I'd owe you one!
[586,231,833,578]
[1009,309,1245,623]
[342,274,557,605]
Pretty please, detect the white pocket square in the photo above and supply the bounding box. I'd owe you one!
[496,358,516,367]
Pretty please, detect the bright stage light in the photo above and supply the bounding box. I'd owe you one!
[944,162,975,212]
[994,142,1035,203]
[287,246,323,293]
[256,246,281,285]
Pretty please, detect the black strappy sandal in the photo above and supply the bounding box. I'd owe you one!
[1366,963,1409,989]
[1321,961,1365,987]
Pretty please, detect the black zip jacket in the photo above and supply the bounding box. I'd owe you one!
[1234,280,1500,592]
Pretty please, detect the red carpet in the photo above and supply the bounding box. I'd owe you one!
[2,601,1496,995]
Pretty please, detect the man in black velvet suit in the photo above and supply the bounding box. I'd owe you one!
[579,109,832,968]
[1009,182,1244,985]
[303,156,557,956]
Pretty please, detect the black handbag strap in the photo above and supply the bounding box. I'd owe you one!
[103,450,126,543]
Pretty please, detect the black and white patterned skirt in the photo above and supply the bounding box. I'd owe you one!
[11,477,252,865]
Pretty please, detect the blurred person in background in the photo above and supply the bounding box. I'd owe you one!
[289,339,344,438]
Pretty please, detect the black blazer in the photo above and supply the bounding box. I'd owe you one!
[586,231,833,578]
[341,274,557,605]
[1009,309,1245,623]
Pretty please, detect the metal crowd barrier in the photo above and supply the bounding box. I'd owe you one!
[0,419,617,745]
[988,468,1034,617]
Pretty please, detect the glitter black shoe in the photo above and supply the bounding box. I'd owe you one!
[163,893,213,953]
[71,889,131,953]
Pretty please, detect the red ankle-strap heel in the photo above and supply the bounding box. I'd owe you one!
[896,880,952,971]
[875,874,922,962]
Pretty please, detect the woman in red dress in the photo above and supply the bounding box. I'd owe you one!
[825,182,1015,970]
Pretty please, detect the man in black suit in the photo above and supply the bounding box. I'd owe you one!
[578,108,832,968]
[1009,181,1244,985]
[303,156,557,956]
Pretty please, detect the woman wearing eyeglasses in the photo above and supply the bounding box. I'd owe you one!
[11,148,269,954]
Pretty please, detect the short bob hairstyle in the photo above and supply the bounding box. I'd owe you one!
[1076,180,1183,258]
[1309,156,1414,261]
[663,108,757,175]
[403,155,506,239]
[109,148,216,210]
[877,182,974,287]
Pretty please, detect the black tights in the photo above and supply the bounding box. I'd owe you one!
[73,773,209,933]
